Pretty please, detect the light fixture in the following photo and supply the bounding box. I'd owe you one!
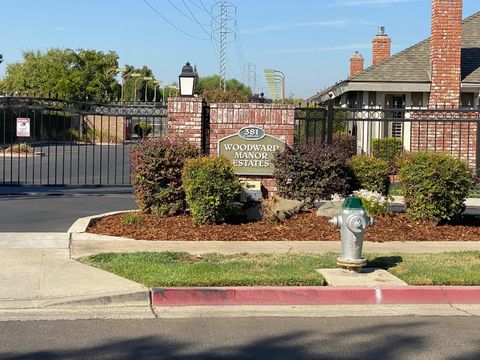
[178,62,196,97]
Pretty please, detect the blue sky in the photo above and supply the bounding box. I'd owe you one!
[0,0,478,99]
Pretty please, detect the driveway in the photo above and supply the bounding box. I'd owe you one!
[0,186,136,232]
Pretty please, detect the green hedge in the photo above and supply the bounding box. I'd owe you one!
[371,137,403,173]
[398,152,473,223]
[350,155,390,196]
[182,157,243,225]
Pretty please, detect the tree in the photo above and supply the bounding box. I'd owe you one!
[0,48,120,102]
[195,74,252,103]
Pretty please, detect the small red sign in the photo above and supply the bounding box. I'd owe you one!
[16,118,31,137]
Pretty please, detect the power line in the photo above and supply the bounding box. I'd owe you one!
[166,0,198,23]
[181,0,213,37]
[142,0,209,41]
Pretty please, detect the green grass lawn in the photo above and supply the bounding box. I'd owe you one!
[79,251,480,287]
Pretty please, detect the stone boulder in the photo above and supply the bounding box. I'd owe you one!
[316,200,343,218]
[273,199,306,222]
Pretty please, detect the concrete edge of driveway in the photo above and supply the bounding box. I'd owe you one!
[150,286,480,307]
[67,210,138,234]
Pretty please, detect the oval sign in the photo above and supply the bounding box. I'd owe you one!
[238,126,265,141]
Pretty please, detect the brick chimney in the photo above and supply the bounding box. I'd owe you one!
[429,0,463,108]
[350,51,364,77]
[372,26,391,65]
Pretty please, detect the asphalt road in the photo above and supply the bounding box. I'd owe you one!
[0,144,132,186]
[0,186,136,232]
[0,317,478,359]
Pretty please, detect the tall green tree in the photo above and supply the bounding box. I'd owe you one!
[0,48,120,102]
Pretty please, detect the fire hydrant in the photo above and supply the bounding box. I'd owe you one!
[329,196,373,272]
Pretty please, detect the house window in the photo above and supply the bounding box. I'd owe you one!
[461,93,474,109]
[368,92,377,107]
[348,92,363,108]
[411,92,423,108]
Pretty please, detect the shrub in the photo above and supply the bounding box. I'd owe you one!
[371,137,403,173]
[273,143,355,204]
[133,121,152,138]
[398,152,473,223]
[130,136,200,216]
[353,189,391,216]
[6,142,34,154]
[260,195,282,223]
[124,213,140,225]
[333,134,357,158]
[349,155,390,195]
[182,157,243,225]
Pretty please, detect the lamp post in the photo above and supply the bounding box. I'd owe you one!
[123,73,141,103]
[178,62,196,97]
[134,76,153,103]
[148,81,162,102]
[142,77,154,103]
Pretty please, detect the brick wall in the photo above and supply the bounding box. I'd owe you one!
[410,111,478,169]
[350,51,364,77]
[209,102,295,194]
[167,97,204,149]
[429,0,463,108]
[167,99,296,195]
[372,32,391,65]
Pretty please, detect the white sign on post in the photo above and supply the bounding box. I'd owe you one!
[16,118,31,137]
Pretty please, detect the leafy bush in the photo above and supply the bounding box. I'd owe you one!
[398,152,473,223]
[6,142,34,154]
[349,155,390,195]
[333,134,357,158]
[133,121,152,138]
[371,137,403,173]
[273,143,355,204]
[182,157,243,225]
[353,189,391,216]
[130,136,200,216]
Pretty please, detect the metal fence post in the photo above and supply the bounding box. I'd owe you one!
[326,98,334,145]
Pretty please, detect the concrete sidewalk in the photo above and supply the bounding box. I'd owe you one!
[71,233,480,258]
[0,233,153,320]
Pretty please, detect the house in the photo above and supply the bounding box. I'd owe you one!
[308,0,480,169]
[309,0,479,111]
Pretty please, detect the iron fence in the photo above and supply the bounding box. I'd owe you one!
[294,104,480,170]
[0,96,168,186]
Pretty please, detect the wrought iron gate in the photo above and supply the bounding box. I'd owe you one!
[0,97,167,186]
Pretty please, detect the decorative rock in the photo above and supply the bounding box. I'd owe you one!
[274,199,306,222]
[316,201,343,218]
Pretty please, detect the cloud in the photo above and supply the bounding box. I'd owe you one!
[52,26,65,31]
[266,44,372,54]
[326,0,422,7]
[240,20,349,35]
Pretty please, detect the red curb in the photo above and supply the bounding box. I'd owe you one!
[150,286,480,307]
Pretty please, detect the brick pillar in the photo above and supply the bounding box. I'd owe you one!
[429,0,463,108]
[167,97,204,149]
[372,27,391,65]
[350,51,364,77]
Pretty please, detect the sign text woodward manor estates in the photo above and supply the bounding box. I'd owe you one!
[218,126,285,175]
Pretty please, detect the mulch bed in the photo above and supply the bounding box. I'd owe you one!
[87,211,480,242]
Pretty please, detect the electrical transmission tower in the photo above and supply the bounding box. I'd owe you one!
[212,1,236,91]
[246,63,257,93]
